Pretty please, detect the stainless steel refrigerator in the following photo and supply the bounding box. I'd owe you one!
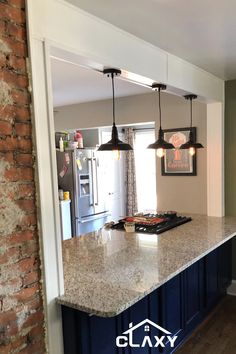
[56,148,110,236]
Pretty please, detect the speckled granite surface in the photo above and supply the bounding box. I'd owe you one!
[57,214,236,317]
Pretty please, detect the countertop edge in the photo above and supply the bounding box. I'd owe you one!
[57,231,236,317]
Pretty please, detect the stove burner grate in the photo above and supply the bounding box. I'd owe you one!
[111,214,192,234]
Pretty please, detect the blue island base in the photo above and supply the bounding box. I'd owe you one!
[61,240,232,354]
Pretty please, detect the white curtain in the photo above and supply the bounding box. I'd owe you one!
[124,128,138,216]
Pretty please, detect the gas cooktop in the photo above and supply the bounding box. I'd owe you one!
[111,212,192,234]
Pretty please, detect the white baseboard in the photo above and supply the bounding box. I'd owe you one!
[227,280,236,296]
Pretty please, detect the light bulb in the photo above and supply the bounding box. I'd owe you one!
[112,150,120,160]
[189,147,196,156]
[156,148,165,158]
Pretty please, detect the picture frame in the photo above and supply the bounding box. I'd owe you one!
[161,127,197,176]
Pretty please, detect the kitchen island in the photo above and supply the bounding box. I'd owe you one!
[57,215,236,353]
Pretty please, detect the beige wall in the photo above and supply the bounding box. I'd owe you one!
[54,92,207,214]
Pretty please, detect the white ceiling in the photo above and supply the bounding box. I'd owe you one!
[51,58,150,107]
[66,0,236,80]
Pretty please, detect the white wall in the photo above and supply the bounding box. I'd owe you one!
[54,92,207,214]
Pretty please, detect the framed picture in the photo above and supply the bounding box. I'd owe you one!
[161,127,197,176]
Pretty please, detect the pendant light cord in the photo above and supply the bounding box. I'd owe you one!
[190,97,193,129]
[158,87,162,129]
[111,73,115,125]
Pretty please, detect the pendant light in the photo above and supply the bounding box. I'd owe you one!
[97,68,133,160]
[179,94,204,156]
[147,83,174,158]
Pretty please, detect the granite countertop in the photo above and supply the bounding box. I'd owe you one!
[57,214,236,317]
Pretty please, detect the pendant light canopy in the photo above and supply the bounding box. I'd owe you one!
[179,94,204,156]
[147,83,175,157]
[97,68,133,157]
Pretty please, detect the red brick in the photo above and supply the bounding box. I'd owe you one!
[15,106,30,121]
[21,213,37,227]
[25,295,43,314]
[0,121,12,135]
[0,105,16,122]
[6,22,26,41]
[18,337,45,354]
[0,151,14,163]
[17,183,35,197]
[17,74,28,88]
[29,324,45,339]
[0,2,45,352]
[0,3,25,24]
[21,242,38,260]
[8,230,35,245]
[17,198,35,212]
[15,122,31,136]
[12,88,30,105]
[14,283,39,302]
[5,166,33,181]
[3,336,27,353]
[0,136,17,150]
[8,55,26,73]
[0,310,17,326]
[3,36,27,57]
[17,138,32,152]
[0,344,13,354]
[0,321,19,338]
[0,52,6,68]
[17,256,37,273]
[0,19,6,33]
[16,153,33,165]
[0,246,20,264]
[23,270,40,286]
[0,136,32,153]
[22,309,43,329]
[0,70,28,89]
[8,0,25,10]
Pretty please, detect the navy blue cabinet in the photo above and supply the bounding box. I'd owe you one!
[204,248,219,311]
[184,260,204,333]
[218,240,232,294]
[161,273,185,350]
[61,240,232,354]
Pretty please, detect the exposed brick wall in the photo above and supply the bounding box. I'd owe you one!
[0,1,45,353]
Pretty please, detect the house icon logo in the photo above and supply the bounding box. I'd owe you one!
[116,319,178,348]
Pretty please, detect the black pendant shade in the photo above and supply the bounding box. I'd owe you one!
[148,127,174,149]
[97,68,133,152]
[180,130,204,150]
[180,94,204,151]
[98,123,133,151]
[147,83,175,151]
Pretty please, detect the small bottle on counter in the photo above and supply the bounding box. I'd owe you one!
[63,191,70,200]
[58,189,64,201]
[74,130,83,148]
[59,137,64,152]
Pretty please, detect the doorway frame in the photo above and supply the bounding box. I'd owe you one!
[26,1,225,353]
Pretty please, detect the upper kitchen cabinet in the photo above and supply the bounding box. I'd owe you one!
[80,129,100,148]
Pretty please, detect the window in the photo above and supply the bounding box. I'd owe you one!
[134,130,156,212]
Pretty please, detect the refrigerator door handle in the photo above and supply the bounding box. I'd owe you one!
[93,157,99,206]
[78,212,110,224]
[87,158,94,206]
